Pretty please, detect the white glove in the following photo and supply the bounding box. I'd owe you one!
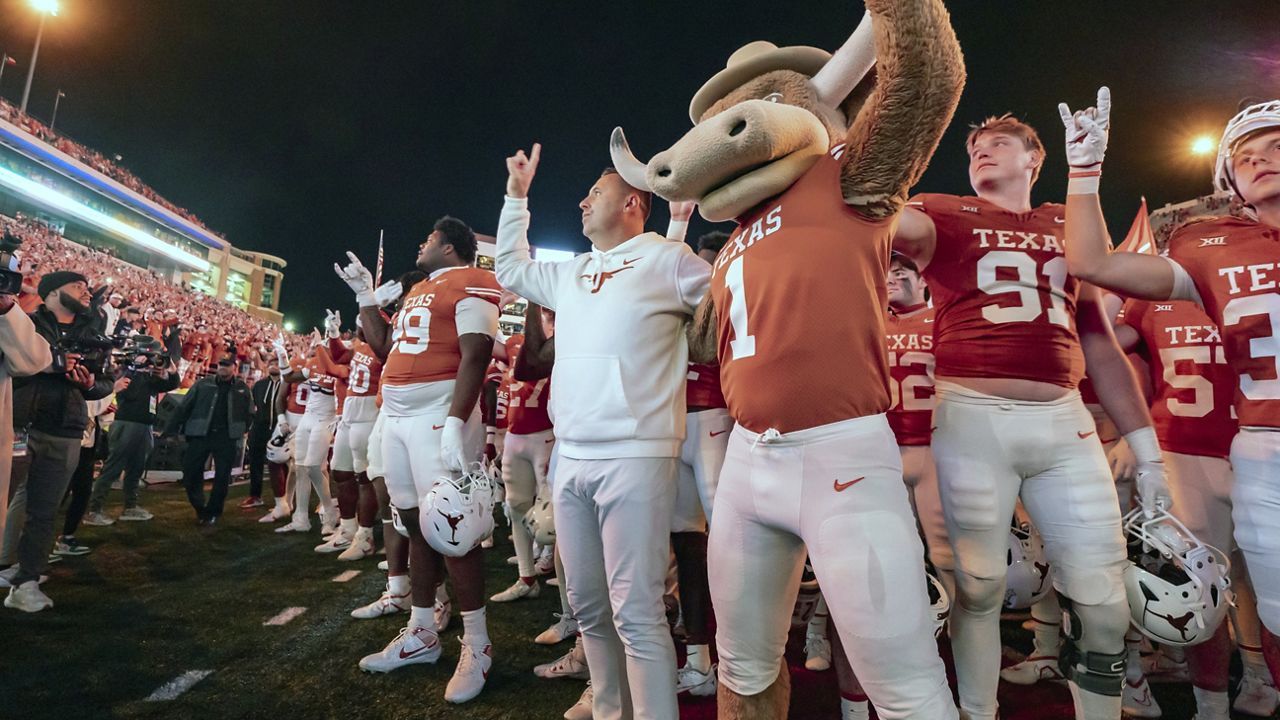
[324,309,341,339]
[334,251,377,307]
[1057,86,1111,194]
[276,413,290,434]
[1124,426,1172,518]
[439,416,468,472]
[271,335,289,368]
[372,279,404,308]
[1106,437,1137,483]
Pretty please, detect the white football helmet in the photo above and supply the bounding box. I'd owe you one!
[522,497,555,546]
[265,424,293,464]
[389,506,410,538]
[926,570,950,637]
[1005,521,1053,610]
[420,464,497,557]
[1123,507,1232,647]
[1214,99,1280,205]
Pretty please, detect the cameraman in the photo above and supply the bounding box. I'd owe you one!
[4,272,112,612]
[82,338,179,525]
[172,357,253,528]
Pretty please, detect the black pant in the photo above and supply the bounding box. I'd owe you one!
[246,429,270,499]
[181,434,240,520]
[61,445,98,536]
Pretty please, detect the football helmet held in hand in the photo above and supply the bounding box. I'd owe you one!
[420,464,497,557]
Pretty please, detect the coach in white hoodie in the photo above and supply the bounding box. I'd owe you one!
[497,143,709,720]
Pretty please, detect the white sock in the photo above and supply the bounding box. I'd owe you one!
[686,644,711,673]
[409,605,432,630]
[841,697,870,720]
[1192,686,1229,720]
[807,595,829,637]
[340,517,357,534]
[462,608,490,647]
[388,574,410,596]
[1241,644,1270,680]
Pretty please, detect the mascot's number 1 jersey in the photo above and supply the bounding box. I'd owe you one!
[1167,216,1280,429]
[709,145,893,434]
[910,194,1086,389]
[885,304,936,446]
[382,266,503,388]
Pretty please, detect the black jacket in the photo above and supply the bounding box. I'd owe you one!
[13,306,115,438]
[174,375,254,439]
[249,376,284,439]
[113,370,181,425]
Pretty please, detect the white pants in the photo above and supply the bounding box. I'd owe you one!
[674,408,732,531]
[554,454,678,720]
[1231,429,1280,634]
[709,415,956,719]
[332,412,376,475]
[503,429,554,577]
[933,382,1128,720]
[900,444,953,601]
[382,407,483,510]
[365,412,386,479]
[293,412,336,467]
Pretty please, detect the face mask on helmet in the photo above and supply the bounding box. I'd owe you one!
[265,425,294,465]
[420,463,497,557]
[1005,521,1053,610]
[926,570,950,638]
[1213,99,1280,213]
[1122,507,1233,647]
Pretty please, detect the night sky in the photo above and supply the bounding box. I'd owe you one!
[0,0,1277,326]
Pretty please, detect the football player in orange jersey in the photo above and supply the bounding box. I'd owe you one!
[339,218,501,704]
[890,111,1170,720]
[1061,92,1280,700]
[276,333,339,535]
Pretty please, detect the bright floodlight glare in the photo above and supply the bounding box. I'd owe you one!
[29,0,59,15]
[1191,135,1216,156]
[284,321,296,332]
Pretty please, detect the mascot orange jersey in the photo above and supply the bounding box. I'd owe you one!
[382,267,503,386]
[709,146,893,433]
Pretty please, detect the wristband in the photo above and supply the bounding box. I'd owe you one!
[1067,167,1101,195]
[1123,426,1161,465]
[356,290,378,309]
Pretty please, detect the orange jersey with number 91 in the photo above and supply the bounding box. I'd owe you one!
[708,146,894,434]
[382,266,502,387]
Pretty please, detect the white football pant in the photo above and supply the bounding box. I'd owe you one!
[502,428,554,578]
[365,412,386,480]
[900,444,953,599]
[554,454,679,720]
[292,411,336,524]
[675,408,731,529]
[932,382,1129,720]
[382,406,483,510]
[1230,429,1280,635]
[332,396,377,474]
[709,415,956,719]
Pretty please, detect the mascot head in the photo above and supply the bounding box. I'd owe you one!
[611,18,876,222]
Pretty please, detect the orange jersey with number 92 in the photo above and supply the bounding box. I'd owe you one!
[382,266,502,387]
[708,146,893,434]
[885,305,936,446]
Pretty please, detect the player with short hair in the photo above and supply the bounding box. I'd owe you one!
[337,216,502,704]
[892,112,1170,720]
[276,336,340,535]
[1060,91,1280,696]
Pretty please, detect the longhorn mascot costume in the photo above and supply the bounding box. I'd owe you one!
[611,1,965,717]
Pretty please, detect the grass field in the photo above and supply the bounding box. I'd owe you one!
[0,479,1221,719]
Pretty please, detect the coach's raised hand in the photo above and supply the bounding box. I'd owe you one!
[1058,86,1111,195]
[506,143,542,199]
[334,251,376,307]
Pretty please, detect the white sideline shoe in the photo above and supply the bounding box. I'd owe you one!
[534,639,589,680]
[337,527,375,561]
[490,578,540,603]
[351,584,410,620]
[804,632,831,671]
[535,614,578,645]
[999,655,1066,685]
[444,639,492,703]
[677,663,717,696]
[358,625,441,673]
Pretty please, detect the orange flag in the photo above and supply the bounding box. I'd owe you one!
[1114,197,1156,255]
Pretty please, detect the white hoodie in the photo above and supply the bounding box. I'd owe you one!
[496,196,709,460]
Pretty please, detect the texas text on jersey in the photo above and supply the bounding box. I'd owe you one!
[885,303,936,446]
[381,266,504,388]
[686,362,726,410]
[1118,298,1237,458]
[709,146,894,433]
[345,338,384,399]
[909,194,1085,388]
[1167,216,1280,428]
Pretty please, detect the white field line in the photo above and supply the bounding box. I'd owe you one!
[145,670,213,701]
[263,606,307,626]
[332,570,361,583]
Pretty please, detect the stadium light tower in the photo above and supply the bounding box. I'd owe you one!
[20,0,59,115]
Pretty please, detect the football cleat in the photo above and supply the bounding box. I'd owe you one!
[351,584,410,620]
[314,528,354,553]
[677,663,718,696]
[490,578,540,603]
[1121,676,1163,718]
[999,655,1065,685]
[275,518,312,534]
[564,683,594,720]
[535,614,578,645]
[118,507,154,521]
[5,581,53,613]
[1140,651,1189,682]
[444,639,492,704]
[337,527,375,561]
[1234,669,1279,717]
[358,625,442,673]
[534,638,590,680]
[258,501,290,523]
[804,632,832,671]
